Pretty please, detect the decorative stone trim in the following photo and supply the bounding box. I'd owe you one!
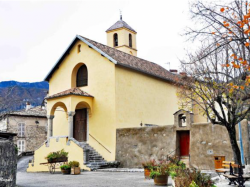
[46,115,54,119]
[68,137,83,149]
[67,111,76,116]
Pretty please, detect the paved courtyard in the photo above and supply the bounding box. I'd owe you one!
[16,156,250,187]
[17,171,172,187]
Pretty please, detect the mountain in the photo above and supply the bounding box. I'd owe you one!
[0,81,49,113]
[0,81,49,89]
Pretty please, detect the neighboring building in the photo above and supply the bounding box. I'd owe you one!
[0,103,47,154]
[27,17,208,172]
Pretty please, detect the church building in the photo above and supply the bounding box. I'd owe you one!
[27,17,239,172]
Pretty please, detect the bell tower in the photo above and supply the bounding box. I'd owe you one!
[106,15,137,56]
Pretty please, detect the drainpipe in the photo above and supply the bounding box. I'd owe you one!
[238,122,245,165]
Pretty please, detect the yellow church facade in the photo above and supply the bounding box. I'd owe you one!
[27,18,205,172]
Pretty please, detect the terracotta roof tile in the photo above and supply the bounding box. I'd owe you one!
[106,20,136,33]
[81,36,179,83]
[46,87,93,99]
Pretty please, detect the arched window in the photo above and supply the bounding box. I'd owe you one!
[77,64,88,87]
[129,34,132,47]
[114,33,118,47]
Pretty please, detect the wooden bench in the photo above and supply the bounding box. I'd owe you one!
[223,163,250,187]
[215,161,234,175]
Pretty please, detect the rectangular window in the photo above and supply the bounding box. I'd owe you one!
[18,123,25,137]
[17,140,25,154]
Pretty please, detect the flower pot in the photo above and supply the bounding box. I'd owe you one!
[71,167,81,175]
[154,175,168,186]
[144,168,151,179]
[174,177,186,187]
[61,168,71,175]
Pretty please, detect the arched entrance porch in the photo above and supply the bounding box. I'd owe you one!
[73,101,91,142]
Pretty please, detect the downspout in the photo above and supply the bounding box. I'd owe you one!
[238,121,245,165]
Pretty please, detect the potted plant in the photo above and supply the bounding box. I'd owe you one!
[142,159,157,179]
[57,149,68,162]
[172,168,216,187]
[69,161,81,175]
[45,149,68,163]
[45,152,58,163]
[60,164,71,174]
[150,161,170,186]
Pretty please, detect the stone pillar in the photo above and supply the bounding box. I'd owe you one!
[47,115,54,139]
[68,111,75,138]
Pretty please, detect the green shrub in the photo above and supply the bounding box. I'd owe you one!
[168,156,186,179]
[69,161,80,167]
[173,168,216,187]
[60,164,71,170]
[45,149,69,161]
[150,161,170,178]
[190,181,199,187]
[45,152,58,161]
[59,149,68,158]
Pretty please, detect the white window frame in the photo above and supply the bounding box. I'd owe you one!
[18,122,25,137]
[17,140,25,154]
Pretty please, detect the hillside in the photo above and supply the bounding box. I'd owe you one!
[0,81,49,113]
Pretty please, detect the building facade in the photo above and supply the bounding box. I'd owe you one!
[0,103,47,154]
[27,18,210,172]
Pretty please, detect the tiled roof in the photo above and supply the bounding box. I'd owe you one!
[46,87,93,99]
[106,20,137,33]
[8,106,46,117]
[81,36,179,83]
[44,35,180,83]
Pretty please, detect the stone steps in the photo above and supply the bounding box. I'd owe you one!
[79,142,110,170]
[180,156,190,168]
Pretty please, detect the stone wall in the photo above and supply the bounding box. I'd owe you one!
[116,120,250,169]
[116,126,176,168]
[190,120,250,170]
[0,139,17,187]
[7,116,47,152]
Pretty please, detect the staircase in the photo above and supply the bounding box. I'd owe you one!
[180,156,190,168]
[79,142,119,170]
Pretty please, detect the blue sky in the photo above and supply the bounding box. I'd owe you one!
[0,0,192,82]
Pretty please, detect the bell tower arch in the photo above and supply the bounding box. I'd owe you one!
[106,15,137,56]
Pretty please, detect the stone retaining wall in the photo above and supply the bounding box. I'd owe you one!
[116,120,250,169]
[0,139,17,187]
[116,126,176,168]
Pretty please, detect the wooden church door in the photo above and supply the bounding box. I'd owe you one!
[179,131,190,156]
[73,109,87,142]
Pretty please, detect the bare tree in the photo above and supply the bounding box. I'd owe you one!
[179,0,250,165]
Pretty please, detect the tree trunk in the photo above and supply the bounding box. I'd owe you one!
[227,125,242,165]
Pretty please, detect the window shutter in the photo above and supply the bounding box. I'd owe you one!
[18,123,25,137]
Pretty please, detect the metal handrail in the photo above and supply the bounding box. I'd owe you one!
[167,146,179,160]
[89,134,111,153]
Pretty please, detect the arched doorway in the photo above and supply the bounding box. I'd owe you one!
[73,102,90,142]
